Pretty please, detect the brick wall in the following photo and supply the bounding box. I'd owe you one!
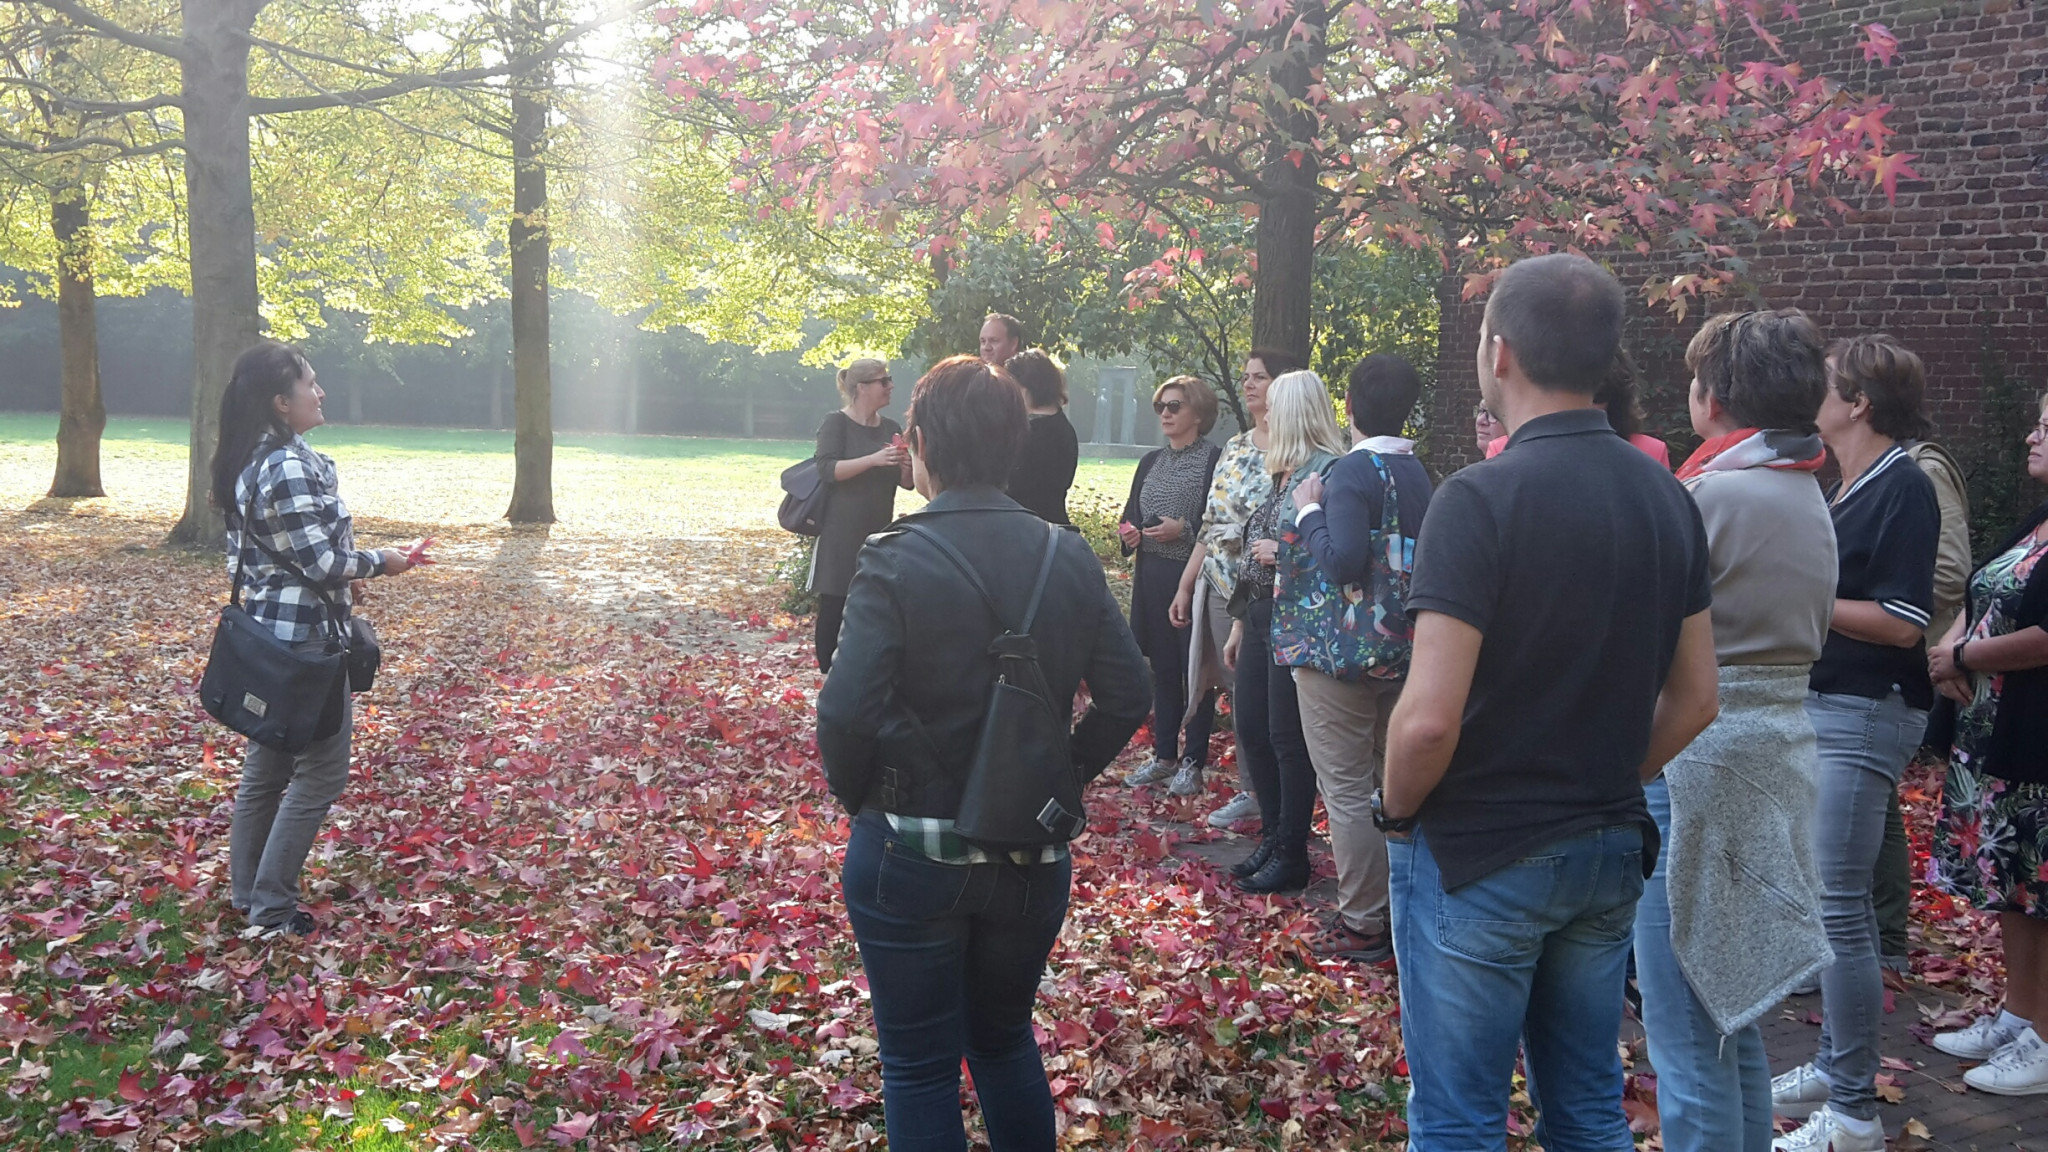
[1428,0,2048,487]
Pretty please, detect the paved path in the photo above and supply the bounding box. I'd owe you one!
[1172,826,2048,1150]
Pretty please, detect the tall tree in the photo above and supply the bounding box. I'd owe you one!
[0,0,644,543]
[0,0,181,496]
[503,0,554,522]
[659,0,1919,357]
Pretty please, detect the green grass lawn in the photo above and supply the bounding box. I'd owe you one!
[0,414,1138,538]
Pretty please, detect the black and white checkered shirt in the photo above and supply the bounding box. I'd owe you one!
[225,437,383,643]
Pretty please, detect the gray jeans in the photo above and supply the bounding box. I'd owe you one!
[231,690,352,926]
[1803,689,1926,1121]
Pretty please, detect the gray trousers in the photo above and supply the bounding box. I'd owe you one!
[231,690,352,926]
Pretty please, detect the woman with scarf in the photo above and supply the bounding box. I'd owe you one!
[1635,310,1838,1151]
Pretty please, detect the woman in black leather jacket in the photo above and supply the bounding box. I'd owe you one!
[817,355,1152,1151]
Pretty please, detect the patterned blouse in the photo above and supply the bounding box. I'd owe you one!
[1238,488,1287,595]
[1137,441,1217,564]
[1199,431,1270,598]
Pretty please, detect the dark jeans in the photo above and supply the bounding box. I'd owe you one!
[1147,608,1215,766]
[842,811,1070,1152]
[816,593,847,673]
[1237,598,1317,857]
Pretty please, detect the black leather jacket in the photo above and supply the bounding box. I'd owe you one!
[817,486,1153,817]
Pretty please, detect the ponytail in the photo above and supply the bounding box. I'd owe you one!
[208,341,310,515]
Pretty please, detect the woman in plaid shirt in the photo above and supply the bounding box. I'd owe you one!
[208,342,415,938]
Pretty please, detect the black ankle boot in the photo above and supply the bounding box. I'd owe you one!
[1229,838,1276,880]
[1237,851,1310,894]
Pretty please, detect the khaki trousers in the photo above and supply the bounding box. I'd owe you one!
[1293,668,1400,935]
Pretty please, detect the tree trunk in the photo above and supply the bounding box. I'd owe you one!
[504,17,554,523]
[48,190,106,498]
[168,0,268,546]
[1249,1,1324,363]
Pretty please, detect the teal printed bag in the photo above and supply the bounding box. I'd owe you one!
[1271,452,1416,681]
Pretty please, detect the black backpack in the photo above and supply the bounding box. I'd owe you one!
[778,457,829,535]
[900,520,1084,850]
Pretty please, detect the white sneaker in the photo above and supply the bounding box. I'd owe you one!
[1206,792,1259,828]
[1964,1027,2048,1095]
[1934,1012,2030,1060]
[1167,759,1205,796]
[1770,1062,1831,1118]
[1771,1105,1886,1152]
[1125,757,1176,787]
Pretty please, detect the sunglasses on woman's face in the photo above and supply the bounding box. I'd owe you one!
[1153,399,1186,415]
[865,375,893,387]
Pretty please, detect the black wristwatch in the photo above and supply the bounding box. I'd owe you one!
[1371,788,1419,834]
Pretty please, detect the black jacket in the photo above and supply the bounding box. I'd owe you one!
[817,486,1153,816]
[1974,500,2048,784]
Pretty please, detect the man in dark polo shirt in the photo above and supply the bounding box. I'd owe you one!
[1377,254,1722,1150]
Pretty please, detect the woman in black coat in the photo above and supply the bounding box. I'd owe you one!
[1003,349,1079,525]
[817,355,1150,1151]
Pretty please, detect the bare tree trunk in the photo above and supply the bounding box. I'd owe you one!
[504,5,554,523]
[168,0,268,546]
[49,190,106,498]
[1249,1,1324,362]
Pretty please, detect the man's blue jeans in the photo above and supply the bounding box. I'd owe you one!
[1634,777,1773,1152]
[1391,823,1645,1152]
[841,811,1070,1152]
[1801,690,1925,1121]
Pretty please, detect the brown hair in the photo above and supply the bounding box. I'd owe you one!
[1685,310,1828,433]
[1483,254,1626,394]
[1006,348,1067,408]
[906,355,1028,489]
[1245,347,1308,379]
[1153,375,1219,436]
[1827,334,1932,441]
[1592,348,1648,440]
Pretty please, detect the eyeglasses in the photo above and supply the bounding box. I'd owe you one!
[863,375,893,387]
[1474,405,1497,422]
[1153,399,1186,415]
[2030,419,2048,439]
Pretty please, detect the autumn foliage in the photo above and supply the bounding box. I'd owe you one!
[659,0,1917,320]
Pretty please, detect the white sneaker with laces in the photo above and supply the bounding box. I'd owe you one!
[1769,1062,1830,1118]
[1125,757,1176,787]
[1167,759,1205,797]
[1770,1105,1886,1152]
[1206,791,1259,828]
[1964,1027,2048,1096]
[1934,1012,2030,1060]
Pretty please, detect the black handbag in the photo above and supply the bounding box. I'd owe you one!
[900,520,1083,851]
[347,616,381,693]
[199,484,348,753]
[778,457,829,535]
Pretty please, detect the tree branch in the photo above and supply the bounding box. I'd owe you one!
[0,0,191,63]
[0,132,180,157]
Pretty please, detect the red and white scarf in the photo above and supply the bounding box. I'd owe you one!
[1676,427,1826,482]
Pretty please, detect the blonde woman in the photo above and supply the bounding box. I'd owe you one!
[1222,370,1348,892]
[810,358,913,672]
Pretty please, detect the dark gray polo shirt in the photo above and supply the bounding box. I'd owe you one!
[1406,408,1712,890]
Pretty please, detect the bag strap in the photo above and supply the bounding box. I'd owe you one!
[899,519,1061,636]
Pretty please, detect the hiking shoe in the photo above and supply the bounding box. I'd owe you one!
[1934,1012,2031,1060]
[1229,838,1276,880]
[1965,1027,2048,1096]
[1770,1062,1831,1118]
[1125,757,1176,787]
[1166,759,1205,797]
[1771,1105,1885,1152]
[245,910,317,940]
[1309,919,1392,965]
[1206,791,1260,829]
[1237,852,1309,894]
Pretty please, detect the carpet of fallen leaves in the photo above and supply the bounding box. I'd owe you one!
[0,499,1413,1151]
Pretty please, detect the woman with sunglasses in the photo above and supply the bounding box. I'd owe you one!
[809,358,913,672]
[1119,377,1223,792]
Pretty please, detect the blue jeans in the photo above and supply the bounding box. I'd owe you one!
[1633,778,1772,1152]
[1801,690,1926,1121]
[841,811,1070,1152]
[1391,823,1645,1152]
